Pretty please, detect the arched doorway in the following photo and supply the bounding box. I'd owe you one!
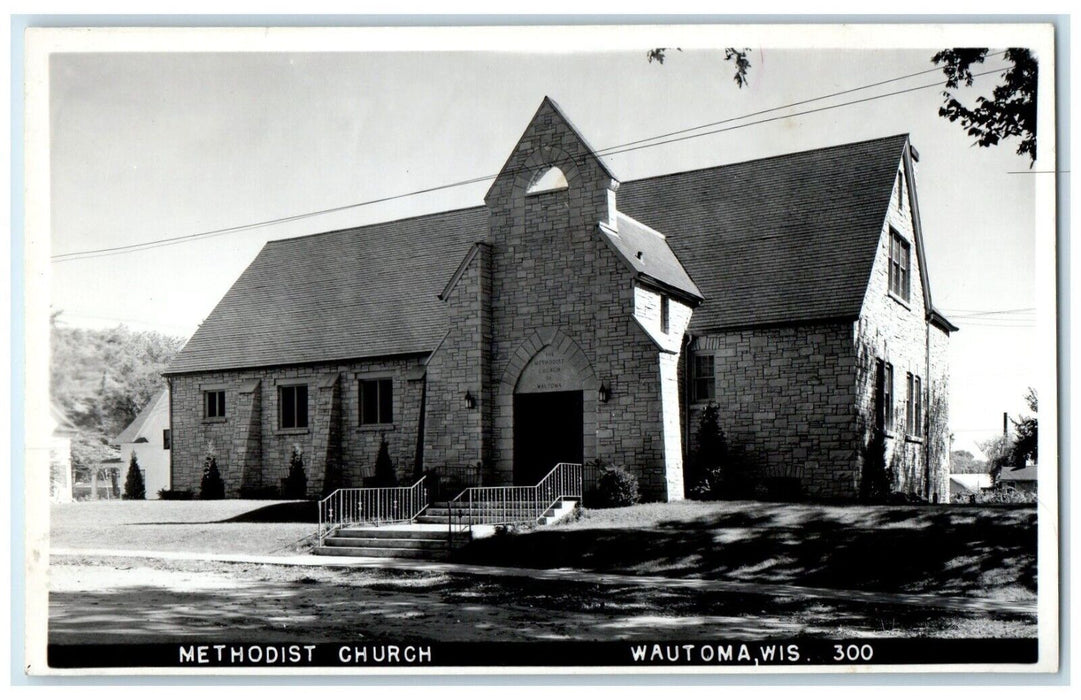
[512,342,587,484]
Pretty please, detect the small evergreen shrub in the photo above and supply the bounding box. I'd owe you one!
[282,444,308,499]
[123,453,146,500]
[200,454,225,500]
[158,488,194,500]
[859,429,891,503]
[372,436,398,487]
[595,465,640,508]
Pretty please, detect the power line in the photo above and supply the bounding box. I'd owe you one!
[588,55,1006,155]
[52,61,1013,263]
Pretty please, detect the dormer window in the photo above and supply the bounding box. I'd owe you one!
[526,166,568,195]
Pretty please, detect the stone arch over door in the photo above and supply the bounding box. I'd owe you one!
[495,327,599,483]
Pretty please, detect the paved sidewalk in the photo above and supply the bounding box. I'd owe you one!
[51,547,1037,617]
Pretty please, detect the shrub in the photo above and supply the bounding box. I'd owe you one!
[974,487,1038,504]
[688,401,727,499]
[372,436,398,487]
[158,488,194,500]
[859,429,891,503]
[282,444,308,499]
[200,454,225,500]
[595,465,640,508]
[122,453,146,500]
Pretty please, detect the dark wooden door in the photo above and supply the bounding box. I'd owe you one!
[513,391,584,485]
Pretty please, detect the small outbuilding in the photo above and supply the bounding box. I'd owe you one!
[115,389,172,498]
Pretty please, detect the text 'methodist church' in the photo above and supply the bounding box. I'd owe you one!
[164,97,956,503]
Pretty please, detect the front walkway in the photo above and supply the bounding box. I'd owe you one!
[50,547,1036,617]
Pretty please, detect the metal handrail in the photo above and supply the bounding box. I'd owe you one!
[447,462,582,539]
[317,476,427,546]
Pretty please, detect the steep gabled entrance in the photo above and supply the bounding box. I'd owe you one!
[513,390,584,485]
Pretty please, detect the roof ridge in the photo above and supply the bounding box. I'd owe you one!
[623,133,910,186]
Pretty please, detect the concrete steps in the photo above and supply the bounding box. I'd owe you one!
[314,522,464,560]
[314,498,579,560]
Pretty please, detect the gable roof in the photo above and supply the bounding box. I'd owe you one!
[617,134,911,331]
[166,207,487,374]
[600,213,702,301]
[115,388,169,444]
[167,130,925,375]
[998,464,1037,482]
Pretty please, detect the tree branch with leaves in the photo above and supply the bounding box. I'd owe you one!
[932,48,1037,163]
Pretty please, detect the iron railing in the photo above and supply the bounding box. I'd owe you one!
[317,476,427,546]
[448,462,582,537]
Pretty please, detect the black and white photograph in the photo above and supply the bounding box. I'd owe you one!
[21,22,1060,675]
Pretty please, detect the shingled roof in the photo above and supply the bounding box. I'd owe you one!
[617,133,912,332]
[166,208,487,374]
[167,133,914,375]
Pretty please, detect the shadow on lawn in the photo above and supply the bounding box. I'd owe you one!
[132,501,318,526]
[454,505,1038,598]
[51,566,1029,644]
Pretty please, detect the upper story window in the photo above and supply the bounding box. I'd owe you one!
[162,429,171,450]
[660,295,670,334]
[888,229,911,302]
[691,354,716,402]
[279,384,309,430]
[359,378,394,425]
[526,166,568,195]
[875,360,894,431]
[203,390,225,420]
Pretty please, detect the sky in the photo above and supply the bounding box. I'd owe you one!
[39,26,1053,457]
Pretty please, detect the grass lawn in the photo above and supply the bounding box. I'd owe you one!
[455,500,1037,602]
[50,500,318,555]
[47,499,1037,642]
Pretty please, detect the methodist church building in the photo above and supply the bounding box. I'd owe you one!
[163,97,956,503]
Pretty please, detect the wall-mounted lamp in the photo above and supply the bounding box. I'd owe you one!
[464,391,476,409]
[598,383,610,404]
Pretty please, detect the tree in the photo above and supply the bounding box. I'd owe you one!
[949,449,989,474]
[1009,388,1038,467]
[932,49,1037,163]
[123,452,146,500]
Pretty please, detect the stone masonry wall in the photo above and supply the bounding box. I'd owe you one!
[689,322,859,499]
[424,243,492,474]
[169,354,426,497]
[926,324,951,503]
[484,100,681,500]
[854,161,940,499]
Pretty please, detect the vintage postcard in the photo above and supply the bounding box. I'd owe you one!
[22,22,1059,676]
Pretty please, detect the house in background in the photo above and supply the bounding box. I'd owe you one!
[49,403,77,503]
[948,472,993,502]
[996,464,1037,494]
[115,389,171,498]
[163,97,955,502]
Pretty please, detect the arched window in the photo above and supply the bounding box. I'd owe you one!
[526,165,568,195]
